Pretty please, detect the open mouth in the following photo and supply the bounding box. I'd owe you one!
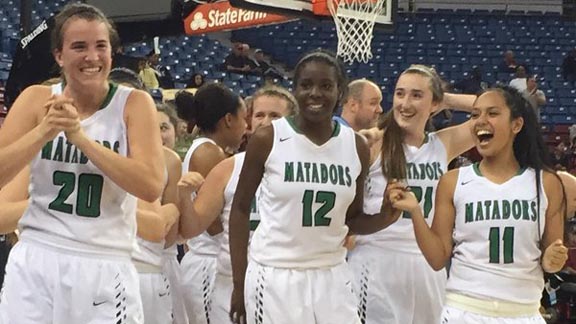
[476,129,494,144]
[398,110,415,119]
[81,67,102,74]
[307,104,324,113]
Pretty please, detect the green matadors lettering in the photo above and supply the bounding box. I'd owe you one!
[465,199,538,223]
[41,138,120,164]
[406,162,444,181]
[284,162,353,187]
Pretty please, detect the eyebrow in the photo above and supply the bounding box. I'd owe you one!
[395,87,423,93]
[70,40,108,46]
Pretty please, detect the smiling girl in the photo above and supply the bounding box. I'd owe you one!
[228,50,395,324]
[0,3,164,323]
[391,86,567,324]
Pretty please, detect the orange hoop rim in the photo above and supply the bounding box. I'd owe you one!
[313,0,381,17]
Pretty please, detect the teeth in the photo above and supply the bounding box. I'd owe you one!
[82,67,100,73]
[477,130,492,136]
[309,105,322,109]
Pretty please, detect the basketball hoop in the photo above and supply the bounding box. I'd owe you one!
[313,0,386,64]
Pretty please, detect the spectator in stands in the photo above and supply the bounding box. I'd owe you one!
[185,73,205,89]
[147,50,175,89]
[452,67,486,95]
[570,124,576,144]
[250,49,284,79]
[523,75,546,120]
[562,221,576,275]
[509,65,528,92]
[562,49,576,86]
[552,144,570,171]
[224,42,252,74]
[498,50,519,73]
[139,57,160,89]
[571,137,576,173]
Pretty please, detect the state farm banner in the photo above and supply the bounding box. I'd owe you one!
[184,1,291,35]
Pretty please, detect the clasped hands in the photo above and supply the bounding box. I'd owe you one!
[39,94,83,144]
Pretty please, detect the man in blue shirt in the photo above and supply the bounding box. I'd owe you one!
[333,79,383,131]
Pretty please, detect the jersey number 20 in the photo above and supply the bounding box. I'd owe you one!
[48,171,104,218]
[302,190,335,227]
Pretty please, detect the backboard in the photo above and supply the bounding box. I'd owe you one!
[230,0,396,28]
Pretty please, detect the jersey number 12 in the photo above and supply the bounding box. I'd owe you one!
[302,190,335,227]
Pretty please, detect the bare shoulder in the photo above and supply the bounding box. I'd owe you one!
[10,85,52,115]
[125,88,155,112]
[242,124,275,169]
[438,168,460,191]
[558,171,576,216]
[207,155,236,179]
[558,171,576,190]
[543,170,563,195]
[0,85,52,142]
[188,141,227,174]
[247,125,274,154]
[193,142,227,161]
[251,124,274,142]
[163,147,182,168]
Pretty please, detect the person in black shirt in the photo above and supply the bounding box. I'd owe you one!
[224,43,251,74]
[562,49,576,86]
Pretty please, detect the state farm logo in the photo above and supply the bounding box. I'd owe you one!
[193,7,268,30]
[185,2,289,34]
[190,12,208,31]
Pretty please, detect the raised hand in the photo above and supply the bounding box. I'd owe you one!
[38,95,79,140]
[542,239,568,273]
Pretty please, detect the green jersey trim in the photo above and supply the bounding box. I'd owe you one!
[286,116,341,138]
[472,162,527,177]
[100,83,118,110]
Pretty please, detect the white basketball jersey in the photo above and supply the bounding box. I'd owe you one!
[216,152,261,277]
[357,132,448,254]
[19,83,138,257]
[182,137,221,256]
[249,117,361,268]
[447,164,547,304]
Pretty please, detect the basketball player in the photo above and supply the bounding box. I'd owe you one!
[156,103,191,324]
[107,68,189,324]
[391,86,567,323]
[177,85,296,323]
[347,64,478,324]
[229,50,396,324]
[129,104,183,324]
[176,84,247,324]
[0,3,165,323]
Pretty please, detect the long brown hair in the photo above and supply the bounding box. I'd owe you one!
[379,65,443,180]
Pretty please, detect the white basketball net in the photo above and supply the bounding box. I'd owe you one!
[328,0,385,64]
